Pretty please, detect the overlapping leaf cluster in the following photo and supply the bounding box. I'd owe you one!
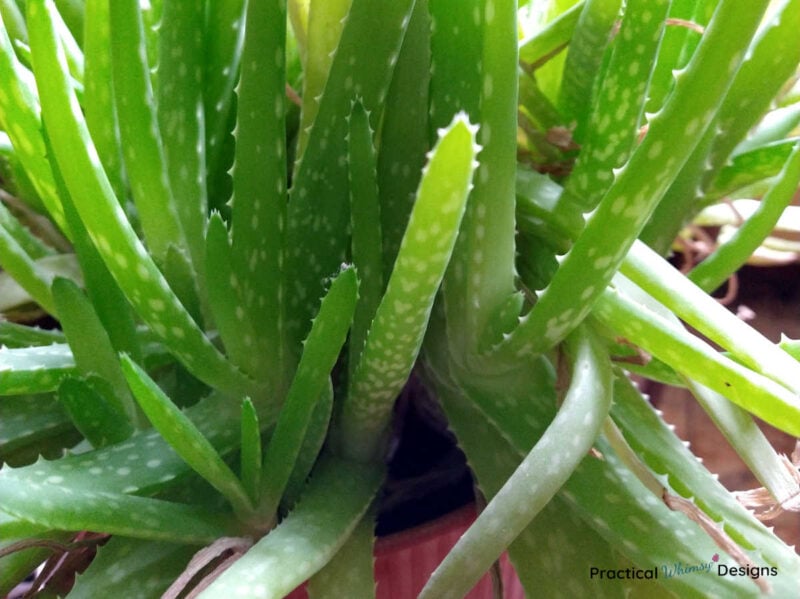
[1,0,799,597]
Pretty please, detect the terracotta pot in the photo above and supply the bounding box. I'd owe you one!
[287,504,524,598]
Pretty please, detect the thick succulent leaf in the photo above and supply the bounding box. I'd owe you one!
[158,0,208,297]
[347,100,383,379]
[0,220,56,314]
[689,143,800,292]
[69,537,196,599]
[258,267,357,518]
[623,240,800,393]
[560,0,669,213]
[0,14,68,233]
[0,478,239,543]
[0,0,26,47]
[27,0,255,397]
[58,375,134,448]
[376,0,429,273]
[421,328,612,599]
[0,321,64,348]
[557,0,623,137]
[592,282,800,436]
[338,114,478,462]
[108,0,184,264]
[53,276,137,423]
[0,393,72,456]
[285,0,415,352]
[229,0,288,389]
[121,356,254,519]
[0,199,54,260]
[200,456,382,599]
[0,343,75,395]
[518,1,582,68]
[496,0,770,359]
[307,506,376,599]
[705,138,797,201]
[83,0,124,200]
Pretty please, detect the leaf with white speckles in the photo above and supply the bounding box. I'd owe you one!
[0,321,64,348]
[0,343,75,395]
[230,0,288,390]
[258,267,357,519]
[200,455,382,599]
[705,139,797,202]
[497,0,771,359]
[0,200,54,260]
[338,113,478,462]
[421,328,613,599]
[0,475,239,544]
[69,536,196,599]
[0,219,56,314]
[0,393,72,456]
[347,100,383,380]
[0,14,68,234]
[121,355,255,520]
[108,0,184,265]
[28,0,255,397]
[58,375,134,448]
[286,0,415,352]
[560,0,669,213]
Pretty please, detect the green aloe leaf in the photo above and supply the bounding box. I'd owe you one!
[108,0,184,265]
[338,114,478,462]
[240,397,262,506]
[0,343,75,396]
[519,1,582,68]
[0,393,73,457]
[258,266,358,519]
[705,138,797,201]
[229,0,288,390]
[347,100,383,379]
[0,200,54,260]
[200,455,383,599]
[0,321,64,347]
[421,327,612,599]
[120,355,254,520]
[0,219,56,314]
[58,375,134,448]
[27,0,254,397]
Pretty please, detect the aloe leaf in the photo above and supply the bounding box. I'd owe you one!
[702,0,800,189]
[240,398,261,506]
[51,0,83,85]
[376,0,429,273]
[338,114,478,462]
[496,0,770,359]
[120,355,254,520]
[705,139,797,201]
[52,277,138,424]
[0,321,64,347]
[258,267,357,519]
[592,282,800,436]
[421,327,612,599]
[296,0,352,158]
[519,0,582,68]
[204,213,255,377]
[0,220,56,314]
[69,537,196,599]
[202,0,245,186]
[108,0,184,265]
[689,143,800,292]
[158,0,208,297]
[348,100,383,379]
[281,379,333,512]
[560,0,669,213]
[0,199,54,260]
[0,393,72,456]
[610,375,800,595]
[286,0,415,351]
[623,239,800,393]
[557,0,623,137]
[0,478,238,543]
[0,0,26,47]
[58,375,134,448]
[83,0,124,200]
[0,14,67,234]
[27,0,254,397]
[307,506,376,599]
[200,455,382,599]
[229,0,288,390]
[736,101,800,154]
[0,343,75,395]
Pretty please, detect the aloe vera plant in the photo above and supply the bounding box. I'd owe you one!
[1,0,800,597]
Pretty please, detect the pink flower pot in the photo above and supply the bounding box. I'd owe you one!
[288,505,524,598]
